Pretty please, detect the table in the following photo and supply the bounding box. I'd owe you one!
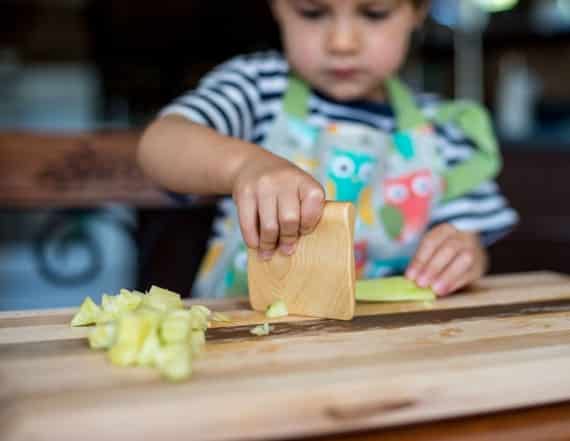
[2,271,570,440]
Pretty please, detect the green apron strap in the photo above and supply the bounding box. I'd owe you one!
[283,74,311,119]
[385,77,427,131]
[387,77,502,201]
[434,101,502,201]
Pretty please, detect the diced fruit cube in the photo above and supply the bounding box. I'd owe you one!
[191,305,211,318]
[189,306,209,330]
[266,299,288,318]
[143,286,183,312]
[136,305,164,328]
[156,344,192,382]
[190,330,206,357]
[137,328,161,367]
[116,289,143,311]
[71,296,101,327]
[88,322,117,349]
[95,310,115,325]
[108,343,140,367]
[160,310,192,344]
[250,323,273,336]
[101,293,118,313]
[115,312,153,347]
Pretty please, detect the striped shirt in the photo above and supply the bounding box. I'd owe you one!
[161,51,518,246]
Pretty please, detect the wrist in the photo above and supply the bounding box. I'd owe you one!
[221,138,260,195]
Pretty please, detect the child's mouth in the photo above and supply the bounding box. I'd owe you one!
[329,68,359,80]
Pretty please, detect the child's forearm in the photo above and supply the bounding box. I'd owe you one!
[139,114,326,256]
[138,115,260,196]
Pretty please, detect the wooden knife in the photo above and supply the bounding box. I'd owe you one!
[248,201,356,320]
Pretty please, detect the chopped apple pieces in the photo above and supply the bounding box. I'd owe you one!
[250,323,274,336]
[70,287,210,382]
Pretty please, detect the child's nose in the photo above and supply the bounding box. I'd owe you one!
[326,21,360,55]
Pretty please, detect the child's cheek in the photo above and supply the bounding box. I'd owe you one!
[285,37,322,78]
[367,34,410,79]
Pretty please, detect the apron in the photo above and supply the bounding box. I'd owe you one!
[193,76,501,297]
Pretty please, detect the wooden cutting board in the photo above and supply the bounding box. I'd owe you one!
[2,271,570,441]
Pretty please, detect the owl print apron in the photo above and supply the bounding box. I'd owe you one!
[193,76,501,297]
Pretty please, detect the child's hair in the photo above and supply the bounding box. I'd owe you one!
[411,0,429,7]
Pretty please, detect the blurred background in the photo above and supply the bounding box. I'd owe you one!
[1,0,569,309]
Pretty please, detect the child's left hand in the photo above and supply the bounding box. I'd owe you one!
[405,224,488,297]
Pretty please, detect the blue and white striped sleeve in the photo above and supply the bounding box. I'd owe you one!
[159,56,262,142]
[431,181,519,246]
[430,124,519,246]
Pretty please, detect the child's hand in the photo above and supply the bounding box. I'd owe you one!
[405,224,488,297]
[231,151,325,260]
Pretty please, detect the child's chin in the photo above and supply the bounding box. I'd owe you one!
[320,84,369,102]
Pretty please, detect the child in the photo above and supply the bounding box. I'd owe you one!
[138,0,518,298]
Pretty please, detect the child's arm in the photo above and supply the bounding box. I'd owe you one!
[138,115,325,259]
[405,224,489,297]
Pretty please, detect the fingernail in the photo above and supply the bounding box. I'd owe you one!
[433,281,446,295]
[406,268,417,280]
[418,276,429,288]
[280,243,296,256]
[258,250,273,261]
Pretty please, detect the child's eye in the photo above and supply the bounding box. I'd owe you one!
[298,8,326,20]
[360,9,391,21]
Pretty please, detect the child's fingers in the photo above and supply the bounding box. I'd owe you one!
[257,192,279,260]
[235,189,259,250]
[447,273,475,296]
[299,184,325,235]
[431,251,474,296]
[416,238,465,288]
[277,191,300,256]
[406,224,457,282]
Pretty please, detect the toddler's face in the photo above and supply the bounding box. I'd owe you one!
[272,0,425,101]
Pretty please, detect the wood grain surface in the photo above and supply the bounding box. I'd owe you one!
[2,271,570,441]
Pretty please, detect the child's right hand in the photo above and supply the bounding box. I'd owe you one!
[231,151,325,260]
